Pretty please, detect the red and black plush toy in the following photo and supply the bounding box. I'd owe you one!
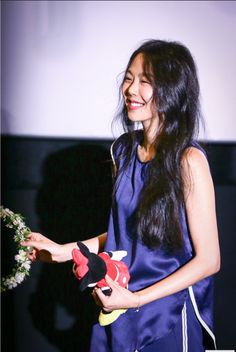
[72,241,130,326]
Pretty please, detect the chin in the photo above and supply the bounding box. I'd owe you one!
[127,116,150,124]
[127,112,143,121]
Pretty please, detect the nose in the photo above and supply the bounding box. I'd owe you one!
[124,79,139,96]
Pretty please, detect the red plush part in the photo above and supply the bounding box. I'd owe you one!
[113,261,130,287]
[72,248,89,279]
[96,253,130,289]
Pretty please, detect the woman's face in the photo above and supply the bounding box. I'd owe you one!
[122,53,158,124]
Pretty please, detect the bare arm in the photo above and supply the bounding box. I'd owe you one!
[61,232,107,260]
[95,147,221,310]
[21,232,107,263]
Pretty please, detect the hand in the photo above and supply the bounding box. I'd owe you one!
[21,232,66,263]
[94,275,140,312]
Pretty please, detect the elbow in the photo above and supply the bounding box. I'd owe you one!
[197,252,221,277]
[214,254,221,274]
[207,253,221,276]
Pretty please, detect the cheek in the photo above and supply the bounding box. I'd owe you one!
[141,87,154,104]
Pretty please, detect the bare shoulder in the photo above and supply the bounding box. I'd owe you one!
[182,146,210,174]
[181,146,214,197]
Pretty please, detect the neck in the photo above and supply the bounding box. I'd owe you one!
[141,116,159,150]
[137,116,160,162]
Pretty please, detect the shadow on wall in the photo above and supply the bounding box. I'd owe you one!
[27,144,113,351]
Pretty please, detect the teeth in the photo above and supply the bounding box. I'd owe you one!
[130,102,143,107]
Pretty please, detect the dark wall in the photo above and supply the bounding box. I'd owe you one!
[1,136,236,351]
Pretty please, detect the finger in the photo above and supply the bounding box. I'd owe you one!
[20,240,44,250]
[26,247,37,260]
[20,240,35,248]
[25,232,42,241]
[94,288,108,305]
[28,253,37,262]
[105,275,119,288]
[95,289,114,312]
[103,307,113,313]
[91,290,103,307]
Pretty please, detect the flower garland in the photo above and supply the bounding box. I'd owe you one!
[0,206,32,292]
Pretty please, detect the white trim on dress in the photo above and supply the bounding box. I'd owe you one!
[188,286,216,349]
[182,302,188,352]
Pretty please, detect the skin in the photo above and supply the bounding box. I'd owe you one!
[21,53,220,312]
[122,54,159,159]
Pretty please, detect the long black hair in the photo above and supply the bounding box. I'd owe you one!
[113,39,203,251]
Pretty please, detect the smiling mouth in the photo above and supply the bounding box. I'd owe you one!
[127,100,145,110]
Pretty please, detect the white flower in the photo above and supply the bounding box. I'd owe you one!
[5,277,17,289]
[21,261,31,270]
[15,272,25,284]
[1,206,32,292]
[15,250,27,262]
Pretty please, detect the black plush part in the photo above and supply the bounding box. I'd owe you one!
[76,241,107,291]
[76,241,91,257]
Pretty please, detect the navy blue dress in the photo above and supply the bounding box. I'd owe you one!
[90,132,216,352]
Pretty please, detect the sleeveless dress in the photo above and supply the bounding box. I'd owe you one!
[90,132,216,352]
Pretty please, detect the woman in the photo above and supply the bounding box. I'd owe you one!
[22,39,220,352]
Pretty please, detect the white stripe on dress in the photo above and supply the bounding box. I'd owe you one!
[188,286,216,349]
[182,302,188,352]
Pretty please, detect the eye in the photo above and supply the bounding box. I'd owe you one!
[124,76,132,82]
[141,78,151,84]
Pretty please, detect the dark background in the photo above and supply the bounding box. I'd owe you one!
[1,135,236,351]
